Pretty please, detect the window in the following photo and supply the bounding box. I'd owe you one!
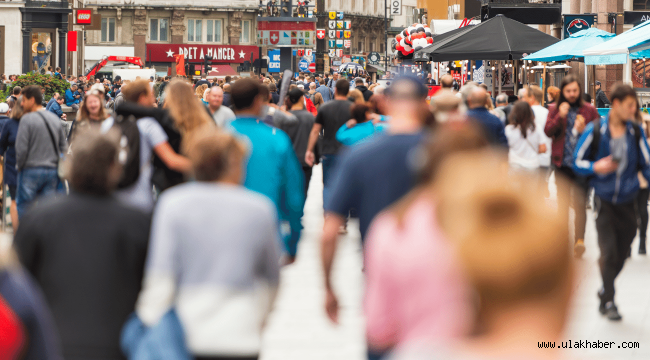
[187,19,203,42]
[101,17,115,42]
[380,43,384,53]
[150,18,169,42]
[207,20,223,42]
[240,20,250,44]
[358,41,363,52]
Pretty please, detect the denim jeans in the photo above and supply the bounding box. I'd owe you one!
[17,167,62,218]
[321,154,338,207]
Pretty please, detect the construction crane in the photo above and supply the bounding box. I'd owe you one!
[85,55,144,77]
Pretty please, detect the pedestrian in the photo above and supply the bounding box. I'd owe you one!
[494,93,511,124]
[546,85,559,108]
[354,78,373,101]
[545,74,599,258]
[195,84,208,102]
[505,101,545,171]
[336,103,386,146]
[284,88,316,195]
[229,78,305,262]
[305,79,353,202]
[269,83,280,104]
[69,89,111,144]
[101,79,190,213]
[634,105,650,255]
[526,85,552,184]
[45,66,52,76]
[206,86,236,128]
[15,86,67,218]
[316,78,333,103]
[466,87,508,147]
[328,72,339,93]
[45,94,66,120]
[44,92,59,112]
[7,86,21,110]
[0,102,20,231]
[133,129,279,360]
[595,80,611,108]
[319,77,430,336]
[64,84,81,111]
[14,129,151,359]
[53,67,62,80]
[574,83,650,320]
[222,83,232,107]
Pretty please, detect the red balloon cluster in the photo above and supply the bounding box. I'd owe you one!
[395,23,433,56]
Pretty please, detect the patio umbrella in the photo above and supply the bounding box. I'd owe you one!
[584,21,650,65]
[523,28,614,62]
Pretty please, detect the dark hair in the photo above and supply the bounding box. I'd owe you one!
[258,83,270,103]
[508,101,535,139]
[557,74,583,107]
[69,129,120,196]
[12,87,21,95]
[225,75,232,83]
[22,85,43,105]
[350,103,370,123]
[335,79,350,96]
[582,93,592,103]
[609,83,637,104]
[231,78,262,111]
[269,83,277,92]
[355,78,364,85]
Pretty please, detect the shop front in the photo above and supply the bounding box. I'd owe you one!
[145,44,259,76]
[20,0,71,74]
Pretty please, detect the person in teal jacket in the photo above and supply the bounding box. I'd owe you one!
[228,79,305,261]
[336,103,387,146]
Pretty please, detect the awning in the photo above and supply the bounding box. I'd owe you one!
[207,65,238,77]
[584,20,650,65]
[429,20,478,35]
[523,28,614,62]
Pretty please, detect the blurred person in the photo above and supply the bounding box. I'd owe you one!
[202,88,210,105]
[222,83,232,107]
[195,84,208,102]
[547,85,559,108]
[206,86,236,127]
[284,88,316,195]
[269,83,280,104]
[311,90,324,110]
[573,84,650,320]
[355,78,373,101]
[348,88,365,104]
[195,73,211,89]
[102,79,191,213]
[466,87,508,147]
[365,123,489,358]
[133,129,279,360]
[635,106,650,255]
[316,77,334,102]
[7,86,21,109]
[583,92,593,105]
[14,129,150,359]
[526,85,552,181]
[368,83,379,92]
[430,93,462,123]
[15,86,67,218]
[305,79,353,203]
[320,77,430,333]
[336,103,386,146]
[68,90,110,145]
[517,87,527,101]
[64,84,81,110]
[0,100,21,232]
[545,74,599,258]
[494,93,511,124]
[505,101,545,171]
[44,92,60,112]
[327,72,339,93]
[229,78,305,262]
[391,150,572,360]
[259,84,297,127]
[595,80,610,108]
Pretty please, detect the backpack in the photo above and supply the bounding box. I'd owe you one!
[589,118,643,166]
[112,114,141,189]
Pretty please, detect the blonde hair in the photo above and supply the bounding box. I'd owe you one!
[348,89,364,104]
[165,79,213,136]
[76,91,108,123]
[196,84,208,100]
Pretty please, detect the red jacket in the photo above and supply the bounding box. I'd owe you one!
[544,102,599,167]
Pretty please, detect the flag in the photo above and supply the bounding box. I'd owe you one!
[337,12,344,19]
[329,20,336,29]
[336,40,343,48]
[344,21,351,29]
[337,30,343,39]
[344,31,351,39]
[329,11,337,19]
[328,40,335,47]
[174,54,185,76]
[344,40,351,48]
[329,30,335,38]
[336,49,343,57]
[337,21,343,29]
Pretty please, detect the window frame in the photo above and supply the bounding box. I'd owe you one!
[101,17,116,43]
[149,18,169,42]
[187,19,204,43]
[206,19,224,43]
[240,19,251,44]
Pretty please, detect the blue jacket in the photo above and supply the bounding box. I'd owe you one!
[574,117,650,204]
[0,117,19,186]
[316,84,333,102]
[229,117,305,257]
[64,89,80,106]
[48,101,63,118]
[467,107,508,147]
[336,121,386,146]
[45,98,56,111]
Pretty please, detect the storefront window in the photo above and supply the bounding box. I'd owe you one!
[32,32,52,73]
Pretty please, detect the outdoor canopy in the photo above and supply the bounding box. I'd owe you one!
[583,21,650,65]
[523,28,615,62]
[413,15,560,62]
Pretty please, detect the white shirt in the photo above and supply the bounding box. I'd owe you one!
[505,125,542,169]
[212,105,236,128]
[531,105,551,167]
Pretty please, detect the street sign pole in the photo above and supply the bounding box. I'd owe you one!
[384,0,388,74]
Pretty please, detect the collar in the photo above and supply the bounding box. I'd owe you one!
[235,115,260,121]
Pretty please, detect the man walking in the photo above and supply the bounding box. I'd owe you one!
[327,72,339,94]
[15,86,67,218]
[545,74,599,258]
[595,80,611,108]
[206,86,236,127]
[466,87,508,147]
[574,83,650,320]
[354,78,373,101]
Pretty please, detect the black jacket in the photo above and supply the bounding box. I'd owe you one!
[595,89,610,108]
[195,79,211,89]
[355,85,373,101]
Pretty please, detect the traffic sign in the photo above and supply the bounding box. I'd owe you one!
[368,52,381,65]
[308,63,316,72]
[298,59,310,72]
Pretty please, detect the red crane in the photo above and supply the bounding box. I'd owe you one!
[85,55,144,77]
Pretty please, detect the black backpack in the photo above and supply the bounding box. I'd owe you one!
[589,118,643,164]
[112,114,141,189]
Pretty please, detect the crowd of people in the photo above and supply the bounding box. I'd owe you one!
[0,66,648,360]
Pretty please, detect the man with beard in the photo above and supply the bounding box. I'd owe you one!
[545,74,599,258]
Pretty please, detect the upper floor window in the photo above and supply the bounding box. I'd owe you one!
[101,17,115,42]
[150,18,169,42]
[240,20,251,44]
[188,19,203,42]
[634,0,650,10]
[207,19,223,43]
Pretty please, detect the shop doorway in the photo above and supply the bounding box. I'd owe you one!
[30,29,56,74]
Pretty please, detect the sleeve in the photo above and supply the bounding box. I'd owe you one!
[13,211,42,275]
[336,123,358,146]
[280,137,305,257]
[0,121,10,154]
[497,122,508,148]
[53,104,63,118]
[143,118,168,148]
[135,195,178,327]
[15,119,30,171]
[638,128,650,183]
[544,105,563,139]
[324,152,359,217]
[573,122,596,176]
[315,105,325,126]
[256,205,281,319]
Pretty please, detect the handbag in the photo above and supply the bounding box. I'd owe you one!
[36,112,67,179]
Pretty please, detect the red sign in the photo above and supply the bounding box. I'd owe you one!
[308,63,316,72]
[257,21,316,31]
[344,40,351,48]
[67,31,78,52]
[270,31,279,45]
[146,44,259,64]
[76,9,92,25]
[316,29,326,39]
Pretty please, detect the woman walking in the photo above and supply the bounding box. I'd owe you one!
[505,101,546,171]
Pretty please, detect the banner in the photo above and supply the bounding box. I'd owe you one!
[67,31,78,52]
[174,54,186,76]
[563,14,597,39]
[268,49,281,73]
[146,44,259,63]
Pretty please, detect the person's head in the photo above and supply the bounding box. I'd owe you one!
[431,93,462,123]
[440,75,454,89]
[467,87,489,110]
[286,88,304,109]
[547,86,559,103]
[609,83,638,121]
[582,92,592,104]
[185,128,247,184]
[526,86,543,106]
[309,82,316,90]
[268,83,277,93]
[335,79,350,97]
[348,89,364,104]
[164,79,212,135]
[13,87,21,96]
[225,75,232,83]
[21,85,43,112]
[350,103,370,123]
[10,96,24,120]
[355,78,364,87]
[68,128,123,196]
[47,66,52,72]
[70,84,78,92]
[495,93,508,107]
[0,103,8,116]
[333,72,339,80]
[595,80,601,91]
[196,84,208,100]
[517,87,528,101]
[384,76,429,121]
[230,78,265,115]
[509,101,535,138]
[223,83,231,93]
[435,150,572,336]
[207,86,225,110]
[55,67,61,72]
[79,90,108,122]
[56,93,65,105]
[114,75,122,84]
[121,79,155,107]
[558,74,583,107]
